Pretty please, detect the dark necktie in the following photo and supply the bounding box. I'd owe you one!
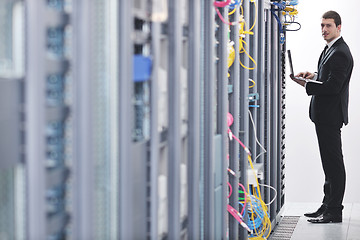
[321,45,329,60]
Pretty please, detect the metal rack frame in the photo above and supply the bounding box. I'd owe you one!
[2,1,289,239]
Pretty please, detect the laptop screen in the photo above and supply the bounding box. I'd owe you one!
[287,49,295,76]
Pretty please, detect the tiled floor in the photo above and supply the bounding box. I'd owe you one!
[282,202,360,240]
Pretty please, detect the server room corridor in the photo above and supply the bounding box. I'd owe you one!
[282,0,360,239]
[1,0,360,240]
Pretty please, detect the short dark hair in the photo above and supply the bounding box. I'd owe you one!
[322,11,342,26]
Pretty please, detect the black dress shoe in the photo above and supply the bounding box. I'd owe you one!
[307,213,342,224]
[304,205,327,218]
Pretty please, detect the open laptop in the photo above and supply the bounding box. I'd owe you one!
[287,49,322,84]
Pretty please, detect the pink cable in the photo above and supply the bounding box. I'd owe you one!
[227,204,243,223]
[227,112,252,155]
[227,112,248,216]
[213,0,231,8]
[215,7,236,26]
[227,112,234,127]
[228,204,251,232]
[227,182,233,198]
[232,134,250,155]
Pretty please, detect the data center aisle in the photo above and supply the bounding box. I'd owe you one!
[279,202,360,240]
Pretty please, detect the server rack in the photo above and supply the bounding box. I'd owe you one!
[0,1,25,239]
[71,1,94,238]
[0,0,291,239]
[228,3,242,239]
[25,1,72,239]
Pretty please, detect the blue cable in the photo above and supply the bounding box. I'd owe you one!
[289,0,299,6]
[247,196,266,230]
[271,1,286,10]
[249,201,264,226]
[271,9,283,33]
[271,9,285,44]
[229,0,242,10]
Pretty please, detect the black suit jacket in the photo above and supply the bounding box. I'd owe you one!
[306,37,353,126]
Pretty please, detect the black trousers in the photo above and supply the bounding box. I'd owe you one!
[315,124,346,215]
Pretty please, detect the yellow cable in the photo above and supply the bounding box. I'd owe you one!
[249,79,256,88]
[282,9,299,16]
[247,184,259,236]
[228,42,235,68]
[284,6,295,12]
[239,38,257,70]
[228,7,236,16]
[248,1,257,32]
[237,0,257,70]
[247,155,263,203]
[247,154,272,239]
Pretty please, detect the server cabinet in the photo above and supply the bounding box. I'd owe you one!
[0,0,293,239]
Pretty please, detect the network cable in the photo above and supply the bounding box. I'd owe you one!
[249,79,256,88]
[227,112,273,239]
[214,0,243,26]
[248,109,267,161]
[229,0,242,11]
[213,0,231,8]
[270,0,301,43]
[227,172,250,231]
[282,4,301,31]
[228,41,235,68]
[216,0,258,69]
[238,0,257,70]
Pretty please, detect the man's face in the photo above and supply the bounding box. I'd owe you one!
[321,18,341,43]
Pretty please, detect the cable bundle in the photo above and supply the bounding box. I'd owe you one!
[270,0,301,37]
[238,0,257,70]
[247,195,270,237]
[213,0,232,8]
[227,182,251,232]
[229,0,242,10]
[246,155,272,239]
[227,112,273,239]
[214,0,258,70]
[214,0,242,26]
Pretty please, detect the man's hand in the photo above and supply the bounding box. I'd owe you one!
[289,71,315,87]
[296,71,315,79]
[290,74,306,86]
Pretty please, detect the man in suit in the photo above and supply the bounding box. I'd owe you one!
[290,10,353,223]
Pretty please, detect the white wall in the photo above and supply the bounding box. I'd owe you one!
[285,0,360,203]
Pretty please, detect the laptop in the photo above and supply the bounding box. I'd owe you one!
[287,49,322,84]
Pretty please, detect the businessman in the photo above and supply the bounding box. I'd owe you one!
[290,10,353,223]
